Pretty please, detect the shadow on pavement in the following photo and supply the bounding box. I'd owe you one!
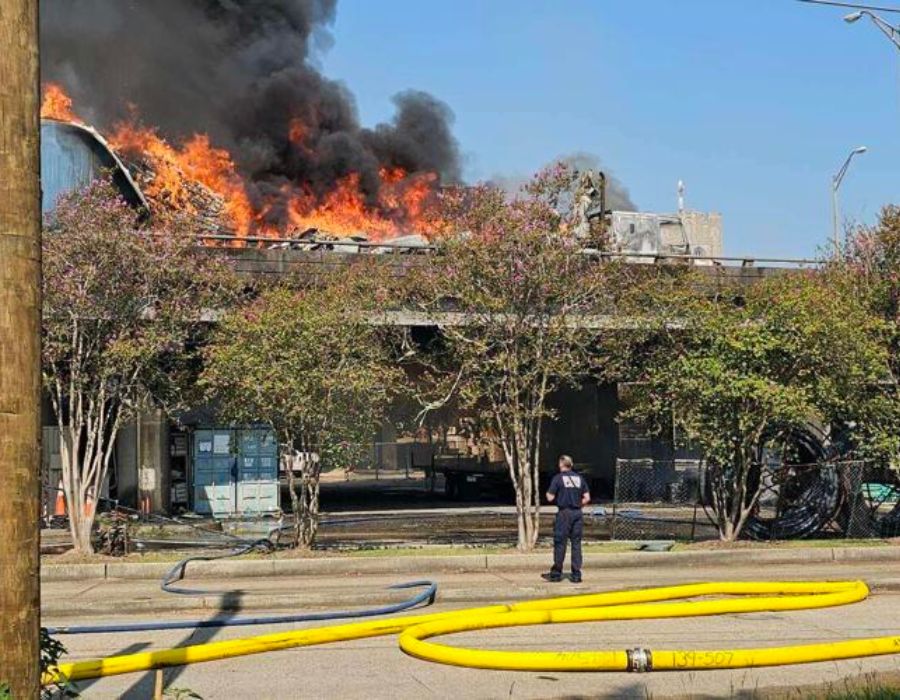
[69,642,152,694]
[120,590,244,699]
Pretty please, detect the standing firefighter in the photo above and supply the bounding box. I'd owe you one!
[542,455,590,583]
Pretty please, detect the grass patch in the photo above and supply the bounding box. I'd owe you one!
[40,534,900,565]
[663,672,900,699]
[825,688,900,700]
[822,673,900,700]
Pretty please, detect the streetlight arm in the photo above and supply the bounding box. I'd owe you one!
[861,10,900,50]
[833,153,856,190]
[831,146,867,253]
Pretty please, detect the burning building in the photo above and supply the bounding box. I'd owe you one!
[40,82,450,244]
[40,0,460,243]
[36,106,729,520]
[37,2,739,521]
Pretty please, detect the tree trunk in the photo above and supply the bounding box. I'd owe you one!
[528,458,541,549]
[711,449,759,542]
[720,520,736,542]
[297,456,321,548]
[284,436,322,549]
[61,420,109,555]
[514,429,540,551]
[505,445,530,552]
[512,472,528,551]
[285,452,302,548]
[0,0,42,692]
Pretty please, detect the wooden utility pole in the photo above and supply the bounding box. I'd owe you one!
[0,0,42,695]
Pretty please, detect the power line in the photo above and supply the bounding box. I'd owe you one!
[797,0,900,15]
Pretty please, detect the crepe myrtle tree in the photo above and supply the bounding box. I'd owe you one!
[839,206,900,380]
[618,271,899,541]
[412,164,628,551]
[200,266,406,548]
[43,180,236,553]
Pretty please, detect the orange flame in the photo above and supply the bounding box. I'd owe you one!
[42,84,442,242]
[108,122,197,214]
[279,169,441,241]
[41,83,80,123]
[180,135,254,235]
[108,122,255,236]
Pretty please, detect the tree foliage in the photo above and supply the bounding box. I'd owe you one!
[411,164,627,550]
[42,180,236,553]
[617,271,899,540]
[839,206,900,379]
[201,264,405,547]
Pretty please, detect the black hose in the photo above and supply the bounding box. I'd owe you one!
[44,489,496,638]
[161,538,276,595]
[45,580,437,635]
[47,530,440,635]
[880,501,900,537]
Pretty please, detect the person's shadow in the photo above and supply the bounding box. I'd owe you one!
[119,590,244,699]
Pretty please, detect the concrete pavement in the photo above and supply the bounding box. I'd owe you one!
[46,559,900,699]
[41,560,900,617]
[63,598,900,699]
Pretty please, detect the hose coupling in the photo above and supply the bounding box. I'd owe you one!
[626,647,653,673]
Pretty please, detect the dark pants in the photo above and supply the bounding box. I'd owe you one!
[552,509,583,575]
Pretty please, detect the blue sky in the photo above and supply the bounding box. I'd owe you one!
[319,0,899,258]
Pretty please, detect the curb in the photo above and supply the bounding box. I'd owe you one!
[41,545,900,583]
[40,578,900,619]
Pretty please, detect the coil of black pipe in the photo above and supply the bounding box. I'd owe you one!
[700,425,843,541]
[744,425,841,540]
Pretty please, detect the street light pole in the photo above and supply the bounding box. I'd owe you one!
[831,146,868,254]
[844,9,900,50]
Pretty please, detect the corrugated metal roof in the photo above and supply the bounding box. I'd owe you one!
[41,119,147,214]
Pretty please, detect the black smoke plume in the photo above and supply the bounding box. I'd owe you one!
[41,0,461,228]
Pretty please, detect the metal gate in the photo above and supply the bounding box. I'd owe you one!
[192,428,279,516]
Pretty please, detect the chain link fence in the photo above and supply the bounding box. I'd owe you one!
[611,459,713,541]
[610,458,900,542]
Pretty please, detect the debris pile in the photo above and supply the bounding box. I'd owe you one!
[118,153,229,234]
[267,228,431,254]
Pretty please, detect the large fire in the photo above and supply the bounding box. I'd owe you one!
[41,83,441,242]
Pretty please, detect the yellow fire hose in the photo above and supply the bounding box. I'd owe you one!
[45,580,900,684]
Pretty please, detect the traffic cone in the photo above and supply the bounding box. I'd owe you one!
[54,480,66,517]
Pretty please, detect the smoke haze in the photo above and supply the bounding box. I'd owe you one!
[490,152,637,212]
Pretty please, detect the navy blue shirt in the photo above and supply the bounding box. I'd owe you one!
[548,471,589,510]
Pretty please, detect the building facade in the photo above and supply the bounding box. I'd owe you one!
[42,128,787,518]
